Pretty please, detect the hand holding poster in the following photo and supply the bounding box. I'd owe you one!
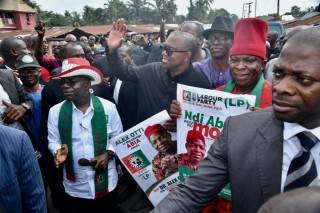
[110,110,180,206]
[176,84,256,212]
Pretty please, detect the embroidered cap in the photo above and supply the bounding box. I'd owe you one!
[55,57,103,85]
[15,54,40,70]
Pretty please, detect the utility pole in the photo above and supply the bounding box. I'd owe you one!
[277,0,280,17]
[255,0,257,17]
[246,2,253,18]
[242,3,245,18]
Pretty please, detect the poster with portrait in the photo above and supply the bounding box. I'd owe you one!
[176,84,256,201]
[110,110,179,206]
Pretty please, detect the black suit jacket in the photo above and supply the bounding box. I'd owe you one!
[153,108,284,213]
[0,69,33,109]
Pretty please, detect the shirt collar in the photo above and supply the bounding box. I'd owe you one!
[283,122,320,141]
[166,63,193,81]
[5,65,13,70]
[71,97,94,114]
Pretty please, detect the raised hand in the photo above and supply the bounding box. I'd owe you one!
[34,21,46,36]
[107,18,127,52]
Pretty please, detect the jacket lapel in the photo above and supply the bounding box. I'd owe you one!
[256,109,284,201]
[0,70,19,103]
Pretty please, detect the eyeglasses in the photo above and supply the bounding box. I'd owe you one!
[163,46,190,56]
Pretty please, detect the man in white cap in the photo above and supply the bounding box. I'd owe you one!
[47,57,123,212]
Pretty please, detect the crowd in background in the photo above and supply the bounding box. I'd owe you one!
[0,13,319,213]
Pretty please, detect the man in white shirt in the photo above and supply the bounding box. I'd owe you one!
[152,27,320,213]
[47,57,123,212]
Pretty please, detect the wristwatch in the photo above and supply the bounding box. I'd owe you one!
[21,102,31,111]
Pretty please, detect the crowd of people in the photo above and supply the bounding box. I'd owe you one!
[0,13,319,213]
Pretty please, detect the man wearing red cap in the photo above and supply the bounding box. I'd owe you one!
[145,124,177,180]
[178,130,206,182]
[218,18,272,109]
[47,58,123,212]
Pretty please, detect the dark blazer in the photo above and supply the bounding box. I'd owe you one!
[107,51,211,123]
[0,125,46,212]
[153,108,284,213]
[0,69,33,109]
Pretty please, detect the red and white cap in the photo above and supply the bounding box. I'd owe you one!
[56,58,103,85]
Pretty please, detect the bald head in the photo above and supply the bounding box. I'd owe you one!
[169,31,197,55]
[283,27,320,51]
[179,21,204,45]
[279,25,312,49]
[60,42,84,60]
[0,37,29,64]
[65,34,77,42]
[258,187,320,213]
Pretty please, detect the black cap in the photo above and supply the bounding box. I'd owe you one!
[203,16,234,39]
[15,54,40,70]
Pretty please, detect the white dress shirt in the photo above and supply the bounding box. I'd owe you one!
[48,97,123,199]
[281,122,320,191]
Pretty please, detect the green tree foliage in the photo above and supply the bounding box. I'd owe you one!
[104,0,129,23]
[206,8,238,23]
[286,5,315,18]
[82,6,98,25]
[24,0,237,26]
[127,0,156,23]
[187,0,214,22]
[154,0,178,23]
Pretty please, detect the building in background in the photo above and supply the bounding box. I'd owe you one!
[0,0,36,31]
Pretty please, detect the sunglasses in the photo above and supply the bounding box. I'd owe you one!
[163,46,190,56]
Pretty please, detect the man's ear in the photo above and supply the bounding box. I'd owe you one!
[10,48,18,56]
[186,52,192,62]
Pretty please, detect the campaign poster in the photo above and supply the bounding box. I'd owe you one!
[176,84,256,212]
[110,110,180,206]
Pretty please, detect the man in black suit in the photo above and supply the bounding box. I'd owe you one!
[0,38,33,130]
[153,28,320,213]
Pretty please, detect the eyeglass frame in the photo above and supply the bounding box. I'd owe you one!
[163,45,191,57]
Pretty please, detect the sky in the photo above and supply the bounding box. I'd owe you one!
[34,0,319,19]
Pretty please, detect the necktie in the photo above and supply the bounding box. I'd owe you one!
[284,131,319,191]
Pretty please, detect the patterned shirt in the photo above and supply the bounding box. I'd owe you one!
[193,57,232,89]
